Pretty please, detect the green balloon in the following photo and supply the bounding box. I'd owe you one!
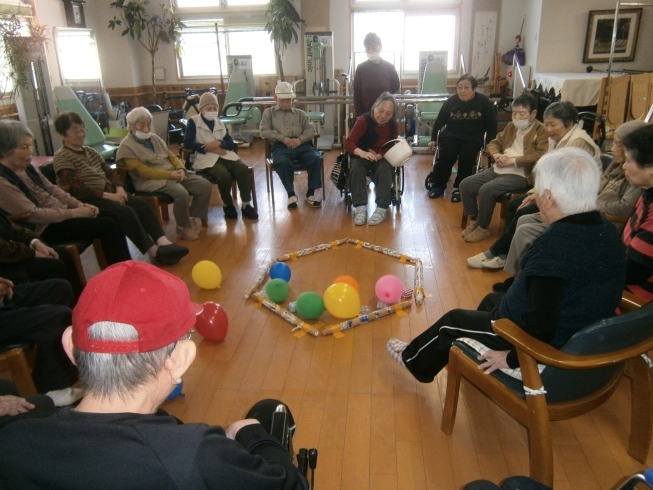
[266,278,289,302]
[296,291,325,320]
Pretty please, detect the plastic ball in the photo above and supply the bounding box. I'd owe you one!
[333,275,360,292]
[195,301,229,341]
[166,380,184,401]
[266,278,289,302]
[269,262,292,282]
[191,260,222,289]
[375,275,404,304]
[295,291,325,320]
[323,283,361,319]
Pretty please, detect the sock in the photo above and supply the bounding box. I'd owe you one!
[306,189,315,198]
[287,191,296,198]
[483,251,494,259]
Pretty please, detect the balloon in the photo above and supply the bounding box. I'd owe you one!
[323,283,360,319]
[375,275,404,304]
[333,275,360,292]
[270,262,292,282]
[295,291,325,320]
[195,301,229,341]
[192,261,222,289]
[266,278,289,302]
[166,380,184,401]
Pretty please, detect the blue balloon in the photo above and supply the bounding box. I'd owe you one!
[166,380,184,401]
[269,262,291,282]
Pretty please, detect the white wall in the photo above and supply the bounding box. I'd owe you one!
[536,0,653,73]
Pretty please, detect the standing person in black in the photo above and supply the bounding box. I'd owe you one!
[427,74,497,202]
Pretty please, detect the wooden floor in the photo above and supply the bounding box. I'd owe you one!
[83,140,652,490]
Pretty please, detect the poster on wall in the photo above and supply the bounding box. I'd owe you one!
[471,11,497,85]
[418,51,448,93]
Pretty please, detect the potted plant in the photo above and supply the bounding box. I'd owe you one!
[264,0,304,81]
[108,0,184,104]
[0,11,48,117]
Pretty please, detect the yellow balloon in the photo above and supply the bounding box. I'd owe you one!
[192,260,222,289]
[323,283,361,319]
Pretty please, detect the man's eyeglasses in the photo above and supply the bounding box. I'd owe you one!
[180,329,196,341]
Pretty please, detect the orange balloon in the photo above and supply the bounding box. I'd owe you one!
[333,275,360,292]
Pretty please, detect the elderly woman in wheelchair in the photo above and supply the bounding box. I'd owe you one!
[344,92,399,226]
[387,148,625,382]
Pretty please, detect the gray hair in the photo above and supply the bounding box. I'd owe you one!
[74,322,177,399]
[126,107,153,126]
[534,147,600,216]
[371,92,398,120]
[363,32,382,48]
[614,119,647,139]
[0,120,33,159]
[543,101,578,128]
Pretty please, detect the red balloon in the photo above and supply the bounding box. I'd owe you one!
[195,301,229,341]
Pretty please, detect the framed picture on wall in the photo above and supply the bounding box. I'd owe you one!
[583,8,642,63]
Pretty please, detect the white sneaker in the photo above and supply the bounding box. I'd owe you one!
[461,219,478,238]
[482,256,507,269]
[46,387,84,407]
[467,252,488,269]
[354,206,367,226]
[177,226,199,241]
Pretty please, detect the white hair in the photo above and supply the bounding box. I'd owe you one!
[534,147,600,216]
[74,322,177,399]
[126,107,153,126]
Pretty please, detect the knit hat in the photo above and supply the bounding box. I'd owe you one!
[198,92,219,111]
[72,261,202,354]
[275,82,295,99]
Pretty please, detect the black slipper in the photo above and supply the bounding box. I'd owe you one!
[155,243,189,265]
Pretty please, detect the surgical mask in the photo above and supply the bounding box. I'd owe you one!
[134,131,151,140]
[512,118,531,130]
[203,111,219,120]
[367,51,380,62]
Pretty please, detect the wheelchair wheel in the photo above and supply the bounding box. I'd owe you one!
[424,171,435,190]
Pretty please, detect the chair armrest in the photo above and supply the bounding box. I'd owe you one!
[621,290,650,312]
[7,213,30,222]
[492,317,653,370]
[605,212,629,224]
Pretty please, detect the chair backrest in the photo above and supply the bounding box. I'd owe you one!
[600,153,614,172]
[39,162,57,185]
[540,301,653,403]
[420,61,448,115]
[151,110,170,144]
[53,85,106,147]
[223,70,249,117]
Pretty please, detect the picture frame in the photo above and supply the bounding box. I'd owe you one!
[583,8,642,63]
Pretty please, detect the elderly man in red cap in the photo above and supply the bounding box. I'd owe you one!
[183,92,258,221]
[259,82,323,210]
[0,261,307,490]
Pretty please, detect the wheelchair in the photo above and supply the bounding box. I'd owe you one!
[425,130,488,191]
[334,152,405,209]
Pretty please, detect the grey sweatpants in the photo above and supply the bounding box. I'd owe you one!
[157,173,212,228]
[349,156,393,208]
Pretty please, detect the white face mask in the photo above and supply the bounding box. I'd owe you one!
[134,131,151,140]
[367,51,380,62]
[203,111,219,120]
[512,118,531,130]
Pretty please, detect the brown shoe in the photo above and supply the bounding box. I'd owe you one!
[464,226,490,243]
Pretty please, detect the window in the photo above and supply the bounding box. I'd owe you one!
[352,9,458,74]
[174,0,267,8]
[178,23,275,77]
[54,28,102,82]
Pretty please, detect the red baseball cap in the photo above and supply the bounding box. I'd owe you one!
[72,261,202,354]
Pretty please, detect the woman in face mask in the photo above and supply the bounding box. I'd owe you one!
[182,92,257,221]
[116,107,213,241]
[459,93,548,243]
[353,32,400,118]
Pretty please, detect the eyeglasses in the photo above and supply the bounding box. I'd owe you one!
[180,328,196,341]
[69,127,87,135]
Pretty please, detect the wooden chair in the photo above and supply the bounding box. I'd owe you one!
[441,291,653,487]
[0,343,38,397]
[264,137,325,208]
[178,145,258,211]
